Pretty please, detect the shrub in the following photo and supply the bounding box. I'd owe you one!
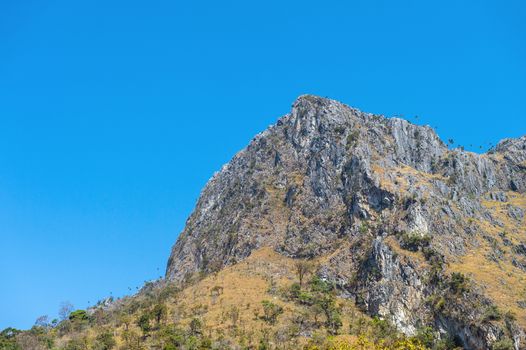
[260,300,283,325]
[188,318,202,336]
[298,291,315,305]
[411,326,435,348]
[158,283,180,302]
[309,276,333,294]
[482,305,502,322]
[491,337,514,350]
[185,336,199,350]
[258,337,269,350]
[449,272,469,294]
[430,295,446,313]
[503,310,516,323]
[200,336,212,349]
[422,247,443,265]
[346,130,359,149]
[359,222,368,235]
[288,283,301,300]
[399,232,431,252]
[433,335,461,350]
[423,248,445,283]
[368,317,398,343]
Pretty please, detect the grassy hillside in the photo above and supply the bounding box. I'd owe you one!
[1,248,456,350]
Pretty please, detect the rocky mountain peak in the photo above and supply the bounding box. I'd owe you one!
[166,95,526,349]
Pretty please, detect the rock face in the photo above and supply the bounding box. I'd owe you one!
[166,95,526,349]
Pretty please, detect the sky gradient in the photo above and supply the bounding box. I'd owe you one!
[1,0,525,329]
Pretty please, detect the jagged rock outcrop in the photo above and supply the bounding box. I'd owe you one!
[166,95,526,349]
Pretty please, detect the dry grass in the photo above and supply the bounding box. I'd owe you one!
[448,191,526,327]
[449,249,526,327]
[371,163,445,198]
[174,247,296,334]
[383,236,428,267]
[102,248,302,348]
[104,247,363,348]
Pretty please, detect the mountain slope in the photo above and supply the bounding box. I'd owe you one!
[166,95,526,349]
[14,247,432,350]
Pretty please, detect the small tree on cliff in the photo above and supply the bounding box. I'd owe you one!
[294,261,313,288]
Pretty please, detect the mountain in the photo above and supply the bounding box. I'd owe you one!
[3,95,526,350]
[166,95,526,349]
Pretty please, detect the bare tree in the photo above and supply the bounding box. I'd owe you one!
[294,261,313,288]
[59,301,74,321]
[34,315,50,328]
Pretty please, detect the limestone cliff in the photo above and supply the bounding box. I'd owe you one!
[166,95,526,349]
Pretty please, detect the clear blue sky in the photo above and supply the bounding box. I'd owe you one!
[1,0,525,329]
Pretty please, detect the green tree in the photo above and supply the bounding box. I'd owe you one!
[137,313,152,336]
[69,310,89,323]
[119,313,132,331]
[152,303,168,326]
[313,294,341,334]
[69,310,90,332]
